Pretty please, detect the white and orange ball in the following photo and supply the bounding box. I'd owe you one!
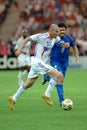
[62,99,73,110]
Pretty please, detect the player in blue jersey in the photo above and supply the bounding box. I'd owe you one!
[42,23,79,106]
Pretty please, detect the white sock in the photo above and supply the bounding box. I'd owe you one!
[45,78,57,97]
[13,84,26,102]
[18,71,23,85]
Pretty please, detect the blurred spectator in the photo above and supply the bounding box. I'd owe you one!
[6,39,15,56]
[13,0,20,10]
[0,39,8,55]
[1,0,87,56]
[0,0,12,24]
[80,0,87,18]
[0,0,7,24]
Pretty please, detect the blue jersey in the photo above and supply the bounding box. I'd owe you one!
[50,35,76,68]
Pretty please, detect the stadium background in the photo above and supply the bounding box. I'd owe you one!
[0,1,87,130]
[0,0,87,70]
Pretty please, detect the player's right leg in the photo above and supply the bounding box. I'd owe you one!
[9,96,16,111]
[8,83,26,111]
[8,77,37,111]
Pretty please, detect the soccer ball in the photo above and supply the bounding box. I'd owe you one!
[62,99,73,110]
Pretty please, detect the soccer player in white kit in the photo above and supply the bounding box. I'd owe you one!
[9,24,70,111]
[15,29,31,85]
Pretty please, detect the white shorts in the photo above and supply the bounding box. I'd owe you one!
[17,53,31,67]
[28,57,53,78]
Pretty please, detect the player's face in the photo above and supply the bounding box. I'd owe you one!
[59,27,66,37]
[50,27,59,38]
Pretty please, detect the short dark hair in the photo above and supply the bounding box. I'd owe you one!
[58,23,67,29]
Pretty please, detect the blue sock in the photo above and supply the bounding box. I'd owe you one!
[56,84,64,104]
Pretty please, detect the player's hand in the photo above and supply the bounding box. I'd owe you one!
[61,42,70,48]
[15,49,21,56]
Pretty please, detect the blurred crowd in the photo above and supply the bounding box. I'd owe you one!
[0,0,12,24]
[0,0,87,56]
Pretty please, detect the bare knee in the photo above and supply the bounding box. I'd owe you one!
[24,78,37,89]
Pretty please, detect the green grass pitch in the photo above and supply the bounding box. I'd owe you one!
[0,69,87,130]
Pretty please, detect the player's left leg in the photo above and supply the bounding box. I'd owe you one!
[56,69,66,106]
[56,84,64,106]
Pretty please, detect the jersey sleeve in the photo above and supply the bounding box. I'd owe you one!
[30,33,41,42]
[69,36,76,47]
[56,36,64,44]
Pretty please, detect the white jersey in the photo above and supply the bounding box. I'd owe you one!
[30,32,61,64]
[28,32,63,78]
[15,37,31,55]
